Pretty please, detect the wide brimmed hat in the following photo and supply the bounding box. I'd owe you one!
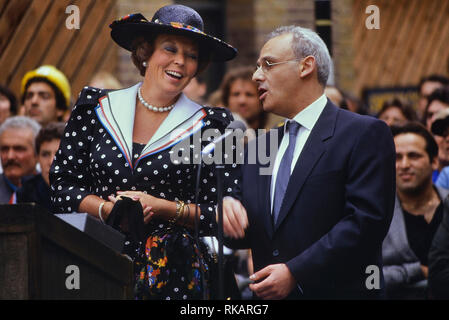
[110,4,237,61]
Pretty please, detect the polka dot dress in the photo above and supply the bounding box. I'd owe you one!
[49,87,241,299]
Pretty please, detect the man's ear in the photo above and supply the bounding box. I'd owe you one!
[298,56,316,79]
[431,155,439,171]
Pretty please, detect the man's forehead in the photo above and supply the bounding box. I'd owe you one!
[26,81,54,93]
[394,133,426,148]
[422,81,443,94]
[40,138,61,148]
[0,127,34,141]
[258,33,293,60]
[429,100,449,111]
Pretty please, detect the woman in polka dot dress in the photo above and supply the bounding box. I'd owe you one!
[49,5,244,300]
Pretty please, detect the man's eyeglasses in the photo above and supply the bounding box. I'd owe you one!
[255,58,302,74]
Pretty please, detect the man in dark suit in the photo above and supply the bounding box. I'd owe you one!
[223,25,396,299]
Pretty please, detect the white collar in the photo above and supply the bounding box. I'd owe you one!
[96,83,205,168]
[286,94,327,132]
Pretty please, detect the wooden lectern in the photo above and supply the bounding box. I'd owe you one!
[0,204,134,299]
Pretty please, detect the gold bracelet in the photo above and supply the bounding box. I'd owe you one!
[182,204,191,226]
[169,200,185,224]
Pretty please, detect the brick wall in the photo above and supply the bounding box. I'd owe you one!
[226,0,315,69]
[332,0,356,95]
[225,0,315,127]
[225,0,257,68]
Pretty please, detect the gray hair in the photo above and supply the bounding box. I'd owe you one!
[0,116,42,148]
[268,25,332,87]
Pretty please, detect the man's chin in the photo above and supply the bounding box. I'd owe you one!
[3,171,21,182]
[398,184,426,195]
[261,101,274,113]
[241,113,259,123]
[29,115,42,123]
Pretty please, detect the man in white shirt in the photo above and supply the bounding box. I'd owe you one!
[223,25,396,299]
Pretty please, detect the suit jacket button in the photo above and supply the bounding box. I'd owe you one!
[272,249,279,257]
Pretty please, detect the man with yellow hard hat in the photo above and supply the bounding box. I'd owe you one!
[21,65,71,126]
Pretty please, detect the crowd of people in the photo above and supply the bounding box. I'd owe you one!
[1,4,449,300]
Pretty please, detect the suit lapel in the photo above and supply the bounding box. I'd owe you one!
[258,125,284,239]
[274,102,338,231]
[259,170,274,238]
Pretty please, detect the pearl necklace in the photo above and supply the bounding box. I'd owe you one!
[137,86,174,112]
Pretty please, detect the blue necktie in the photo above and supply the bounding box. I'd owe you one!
[273,120,300,224]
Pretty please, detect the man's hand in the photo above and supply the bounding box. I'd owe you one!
[249,264,296,300]
[222,196,248,238]
[421,265,429,278]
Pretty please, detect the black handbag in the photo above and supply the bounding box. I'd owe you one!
[106,196,145,259]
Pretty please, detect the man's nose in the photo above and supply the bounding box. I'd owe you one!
[398,156,410,168]
[5,148,16,160]
[252,66,264,82]
[30,94,40,105]
[237,94,247,104]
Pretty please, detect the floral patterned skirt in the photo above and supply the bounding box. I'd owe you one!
[134,225,212,300]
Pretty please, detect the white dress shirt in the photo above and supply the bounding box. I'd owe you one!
[270,94,328,213]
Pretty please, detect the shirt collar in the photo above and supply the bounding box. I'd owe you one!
[285,94,328,133]
[3,174,21,192]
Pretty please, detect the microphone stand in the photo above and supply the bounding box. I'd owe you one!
[196,122,245,300]
[195,152,226,300]
[194,160,225,300]
[194,162,207,300]
[215,163,225,300]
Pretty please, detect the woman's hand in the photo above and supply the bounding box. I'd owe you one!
[108,191,156,224]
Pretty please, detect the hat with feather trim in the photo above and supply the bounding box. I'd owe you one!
[110,5,237,61]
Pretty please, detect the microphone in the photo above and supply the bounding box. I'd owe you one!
[201,120,246,156]
[194,119,246,299]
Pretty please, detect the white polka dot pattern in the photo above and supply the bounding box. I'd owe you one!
[49,87,241,236]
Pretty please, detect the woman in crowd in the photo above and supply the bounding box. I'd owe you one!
[50,4,245,300]
[377,97,417,127]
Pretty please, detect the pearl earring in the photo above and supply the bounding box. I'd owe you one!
[142,61,148,67]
